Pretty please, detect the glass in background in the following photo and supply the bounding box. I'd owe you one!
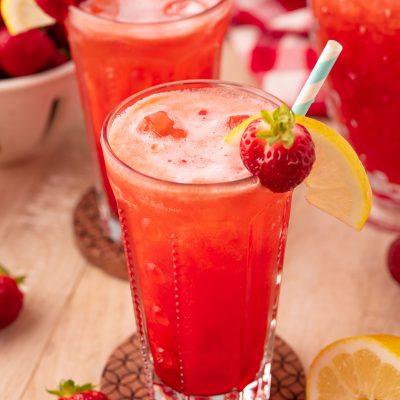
[312,0,400,231]
[65,0,232,239]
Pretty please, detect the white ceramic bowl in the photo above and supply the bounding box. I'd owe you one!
[0,61,81,164]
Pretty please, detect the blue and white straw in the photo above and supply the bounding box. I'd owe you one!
[292,40,343,116]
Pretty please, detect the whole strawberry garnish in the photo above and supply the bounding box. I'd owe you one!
[388,237,400,284]
[48,380,110,400]
[0,28,58,77]
[0,265,24,329]
[240,105,315,192]
[35,0,83,22]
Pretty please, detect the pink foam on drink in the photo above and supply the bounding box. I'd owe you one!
[80,0,220,23]
[109,87,274,184]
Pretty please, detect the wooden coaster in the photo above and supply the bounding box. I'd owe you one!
[101,334,305,400]
[73,188,128,280]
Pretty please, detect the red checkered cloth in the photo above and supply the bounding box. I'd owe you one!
[230,0,326,116]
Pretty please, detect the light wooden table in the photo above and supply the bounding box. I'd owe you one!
[1,46,399,400]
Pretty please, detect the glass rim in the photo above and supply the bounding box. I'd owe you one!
[69,0,231,27]
[101,79,286,189]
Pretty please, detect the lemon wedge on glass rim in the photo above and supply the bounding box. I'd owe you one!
[1,0,55,35]
[307,335,400,400]
[223,114,372,230]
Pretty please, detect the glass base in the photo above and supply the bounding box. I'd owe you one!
[96,187,122,242]
[369,196,400,233]
[153,364,271,400]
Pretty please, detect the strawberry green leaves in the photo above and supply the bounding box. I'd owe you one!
[47,380,95,397]
[257,105,295,148]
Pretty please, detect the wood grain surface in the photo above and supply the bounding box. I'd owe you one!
[0,44,399,400]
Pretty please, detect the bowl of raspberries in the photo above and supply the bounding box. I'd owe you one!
[0,5,80,164]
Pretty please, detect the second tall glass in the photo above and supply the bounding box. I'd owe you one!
[312,0,400,231]
[65,0,232,239]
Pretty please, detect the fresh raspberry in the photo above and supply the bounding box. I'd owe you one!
[35,0,83,22]
[388,237,400,284]
[0,266,24,329]
[0,28,58,77]
[240,106,315,192]
[48,380,110,400]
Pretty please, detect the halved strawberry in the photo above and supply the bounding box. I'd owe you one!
[240,105,315,192]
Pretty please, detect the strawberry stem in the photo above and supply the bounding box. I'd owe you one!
[0,264,26,285]
[47,380,95,397]
[0,265,9,276]
[15,276,26,285]
[258,104,295,149]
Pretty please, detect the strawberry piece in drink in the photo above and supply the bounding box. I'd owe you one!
[227,114,250,129]
[140,111,187,139]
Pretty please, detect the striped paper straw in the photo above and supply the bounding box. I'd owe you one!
[292,40,343,116]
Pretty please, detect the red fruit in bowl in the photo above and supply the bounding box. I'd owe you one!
[46,23,69,48]
[0,28,58,77]
[240,105,315,193]
[35,0,83,22]
[48,50,69,68]
[48,380,110,400]
[0,265,24,329]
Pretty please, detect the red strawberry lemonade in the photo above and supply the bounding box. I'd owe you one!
[102,81,292,398]
[312,0,400,230]
[65,0,232,236]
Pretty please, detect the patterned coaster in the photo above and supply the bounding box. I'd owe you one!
[73,188,128,280]
[101,334,305,400]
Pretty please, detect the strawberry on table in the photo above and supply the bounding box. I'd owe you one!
[48,380,110,400]
[0,265,24,329]
[240,104,316,193]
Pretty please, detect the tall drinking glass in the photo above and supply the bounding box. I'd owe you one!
[311,0,400,231]
[101,80,292,399]
[65,0,232,239]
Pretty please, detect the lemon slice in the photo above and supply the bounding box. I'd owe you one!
[1,0,55,36]
[296,115,372,230]
[223,114,372,230]
[307,335,400,400]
